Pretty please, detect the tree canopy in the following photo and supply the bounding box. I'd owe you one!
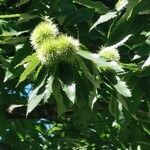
[0,0,150,149]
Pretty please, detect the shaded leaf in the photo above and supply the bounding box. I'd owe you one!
[77,56,99,88]
[53,79,68,117]
[16,0,30,7]
[73,0,107,14]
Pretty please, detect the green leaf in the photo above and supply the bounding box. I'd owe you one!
[4,69,14,82]
[0,14,21,19]
[43,75,54,103]
[15,53,37,68]
[89,88,97,110]
[18,54,40,84]
[26,78,46,116]
[18,14,38,23]
[73,0,107,14]
[60,81,76,104]
[109,99,120,119]
[0,54,9,68]
[142,54,150,69]
[125,0,141,19]
[53,79,68,117]
[77,50,123,72]
[90,11,117,31]
[108,34,132,49]
[76,56,99,88]
[115,0,128,12]
[16,0,30,7]
[117,94,129,111]
[114,77,132,97]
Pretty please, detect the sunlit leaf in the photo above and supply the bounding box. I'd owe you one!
[115,0,128,12]
[142,54,150,68]
[18,54,40,84]
[60,81,76,104]
[27,77,46,116]
[43,75,54,103]
[15,53,37,68]
[90,11,117,31]
[114,76,132,97]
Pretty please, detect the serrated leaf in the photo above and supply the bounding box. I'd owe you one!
[53,79,68,117]
[76,56,99,88]
[114,77,131,97]
[142,54,150,69]
[117,94,129,111]
[18,54,40,84]
[60,81,76,104]
[73,0,108,14]
[77,50,123,72]
[15,53,37,68]
[109,34,132,49]
[115,0,128,12]
[90,11,117,31]
[26,78,46,116]
[43,76,54,103]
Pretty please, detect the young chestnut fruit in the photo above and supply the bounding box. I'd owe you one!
[30,20,59,49]
[36,34,80,65]
[99,47,120,62]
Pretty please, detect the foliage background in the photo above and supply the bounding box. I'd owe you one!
[0,0,150,149]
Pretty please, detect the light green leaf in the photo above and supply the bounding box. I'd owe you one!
[15,53,37,68]
[115,0,128,12]
[0,14,21,19]
[26,78,46,116]
[43,76,54,103]
[142,54,150,69]
[114,77,132,97]
[18,54,40,84]
[90,11,117,31]
[73,0,107,14]
[60,81,76,104]
[77,50,123,72]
